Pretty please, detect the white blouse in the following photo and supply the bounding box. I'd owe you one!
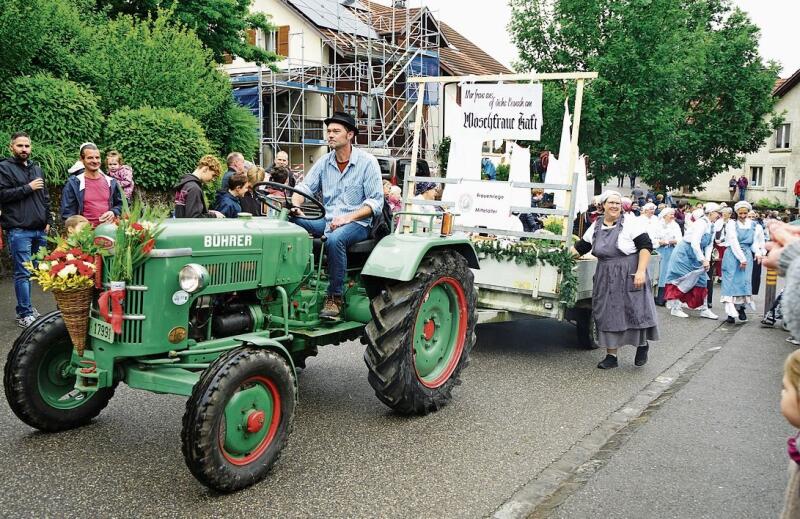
[683,217,714,262]
[726,219,767,262]
[714,218,729,246]
[581,214,648,255]
[651,220,682,249]
[639,214,660,244]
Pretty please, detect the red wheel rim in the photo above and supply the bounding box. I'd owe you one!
[219,375,281,466]
[413,277,468,388]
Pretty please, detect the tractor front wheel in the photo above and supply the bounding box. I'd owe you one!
[3,311,115,432]
[181,348,295,492]
[364,250,477,415]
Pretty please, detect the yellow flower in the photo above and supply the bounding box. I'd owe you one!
[38,262,50,271]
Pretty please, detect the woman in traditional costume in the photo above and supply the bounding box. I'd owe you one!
[652,207,682,306]
[663,203,722,319]
[720,201,766,323]
[573,191,659,369]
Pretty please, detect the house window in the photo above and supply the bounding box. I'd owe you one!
[750,166,763,187]
[263,29,276,53]
[776,123,791,149]
[369,97,379,120]
[773,166,786,188]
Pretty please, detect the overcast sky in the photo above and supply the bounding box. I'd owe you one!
[399,0,799,77]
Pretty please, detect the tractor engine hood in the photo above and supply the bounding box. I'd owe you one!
[95,218,309,257]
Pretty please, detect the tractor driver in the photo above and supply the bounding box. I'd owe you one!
[289,111,383,320]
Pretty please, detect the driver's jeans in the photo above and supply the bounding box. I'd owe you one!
[292,218,369,297]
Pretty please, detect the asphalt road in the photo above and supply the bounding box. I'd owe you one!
[551,315,794,519]
[0,283,742,518]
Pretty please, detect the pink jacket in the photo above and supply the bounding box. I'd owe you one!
[108,165,134,200]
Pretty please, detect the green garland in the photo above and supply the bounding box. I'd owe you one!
[471,239,579,307]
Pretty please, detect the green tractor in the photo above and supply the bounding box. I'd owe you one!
[3,183,479,492]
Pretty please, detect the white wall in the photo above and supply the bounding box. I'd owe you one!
[696,84,799,206]
[224,0,329,70]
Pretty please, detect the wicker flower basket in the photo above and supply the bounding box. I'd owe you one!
[53,286,95,356]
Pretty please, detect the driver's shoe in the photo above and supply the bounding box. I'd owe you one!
[320,295,343,320]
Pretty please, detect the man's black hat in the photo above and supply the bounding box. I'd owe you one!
[324,111,359,136]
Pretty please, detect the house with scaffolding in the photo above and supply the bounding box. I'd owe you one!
[224,0,510,174]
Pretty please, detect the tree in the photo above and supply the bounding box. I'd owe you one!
[509,0,780,190]
[0,0,96,80]
[205,98,260,159]
[95,0,279,65]
[80,14,230,121]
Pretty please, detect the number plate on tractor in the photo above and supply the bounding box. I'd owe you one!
[88,317,114,344]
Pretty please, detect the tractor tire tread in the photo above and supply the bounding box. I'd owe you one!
[181,347,295,493]
[3,312,115,432]
[363,250,477,416]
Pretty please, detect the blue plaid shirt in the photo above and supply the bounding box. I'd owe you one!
[297,147,383,228]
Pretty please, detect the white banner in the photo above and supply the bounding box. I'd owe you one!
[460,83,543,140]
[444,181,525,231]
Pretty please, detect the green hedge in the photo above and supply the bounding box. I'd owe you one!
[0,74,102,152]
[0,75,102,186]
[104,107,212,191]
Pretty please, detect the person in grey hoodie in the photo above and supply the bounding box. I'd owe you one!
[764,220,800,519]
[765,220,800,344]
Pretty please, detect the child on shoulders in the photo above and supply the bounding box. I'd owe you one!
[106,151,134,202]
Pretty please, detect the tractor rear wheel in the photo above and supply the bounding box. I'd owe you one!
[364,250,477,415]
[181,348,295,492]
[3,311,115,432]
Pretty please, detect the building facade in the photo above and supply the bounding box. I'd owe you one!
[223,0,510,173]
[697,69,800,207]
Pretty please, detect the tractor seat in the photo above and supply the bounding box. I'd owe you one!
[309,198,393,268]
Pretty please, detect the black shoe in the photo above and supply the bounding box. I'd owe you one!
[737,306,747,322]
[725,316,735,324]
[597,354,618,369]
[635,345,649,366]
[761,316,776,328]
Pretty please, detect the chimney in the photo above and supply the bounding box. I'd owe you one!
[393,0,406,8]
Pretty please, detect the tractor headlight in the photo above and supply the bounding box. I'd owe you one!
[178,264,208,293]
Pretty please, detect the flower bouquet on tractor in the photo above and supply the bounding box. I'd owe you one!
[25,225,106,355]
[96,199,164,336]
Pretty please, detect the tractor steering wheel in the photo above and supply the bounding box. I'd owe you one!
[251,181,326,221]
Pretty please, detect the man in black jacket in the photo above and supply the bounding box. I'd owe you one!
[0,132,53,328]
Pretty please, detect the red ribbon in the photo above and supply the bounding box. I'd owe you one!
[94,255,103,289]
[98,287,125,335]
